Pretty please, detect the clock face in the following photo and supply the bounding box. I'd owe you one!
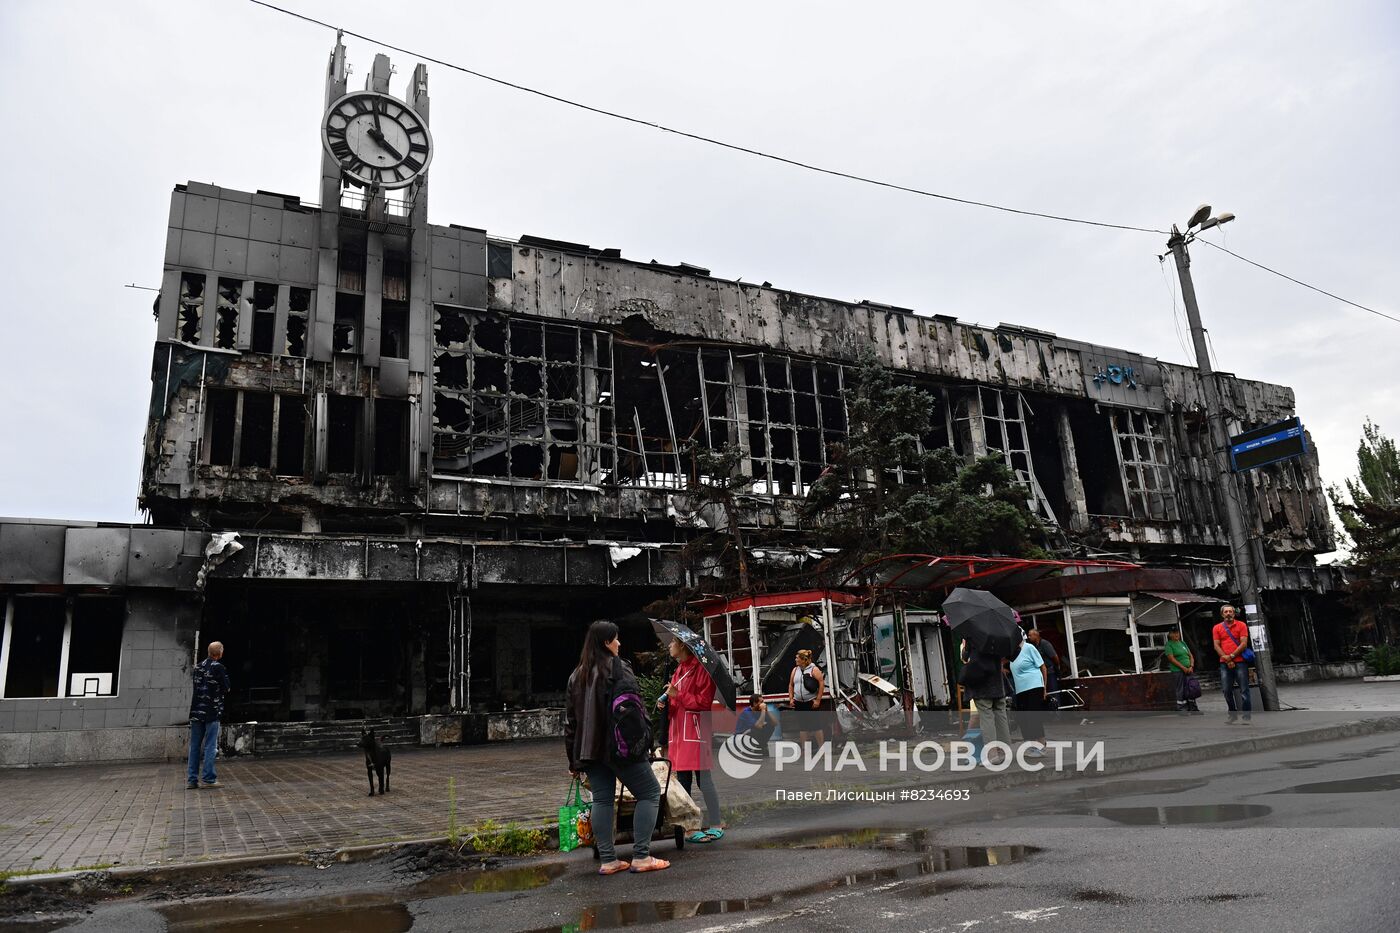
[322,91,433,189]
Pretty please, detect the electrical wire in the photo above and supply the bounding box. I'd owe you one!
[1158,256,1195,362]
[245,0,1168,236]
[246,1,1396,326]
[1196,237,1400,326]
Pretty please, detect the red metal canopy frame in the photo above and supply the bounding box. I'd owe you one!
[692,588,864,618]
[840,554,1140,596]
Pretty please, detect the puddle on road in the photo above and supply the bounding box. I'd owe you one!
[162,899,411,933]
[523,830,1037,932]
[1078,804,1272,825]
[409,862,566,897]
[159,862,565,932]
[1267,773,1400,795]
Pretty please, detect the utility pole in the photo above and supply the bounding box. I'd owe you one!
[1166,215,1280,712]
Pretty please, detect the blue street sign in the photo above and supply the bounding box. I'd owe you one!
[1230,419,1307,472]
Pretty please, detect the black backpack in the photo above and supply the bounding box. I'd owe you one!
[608,658,652,763]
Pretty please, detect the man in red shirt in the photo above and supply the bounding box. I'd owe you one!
[1213,605,1252,723]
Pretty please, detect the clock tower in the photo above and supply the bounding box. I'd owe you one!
[312,34,433,487]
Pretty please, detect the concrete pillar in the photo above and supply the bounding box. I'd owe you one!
[1057,409,1090,531]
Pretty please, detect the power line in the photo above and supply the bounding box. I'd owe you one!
[245,0,1167,236]
[246,1,1396,326]
[1196,237,1400,326]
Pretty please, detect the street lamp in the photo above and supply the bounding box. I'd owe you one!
[1165,208,1279,712]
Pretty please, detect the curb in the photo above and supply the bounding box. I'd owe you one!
[6,715,1399,891]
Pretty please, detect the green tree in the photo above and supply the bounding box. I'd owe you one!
[802,354,1046,570]
[1329,420,1400,644]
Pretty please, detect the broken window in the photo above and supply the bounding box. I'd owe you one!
[334,293,363,354]
[239,393,274,469]
[2,596,65,698]
[214,278,241,350]
[250,283,277,353]
[432,307,613,483]
[285,287,310,357]
[487,242,512,278]
[1066,402,1130,516]
[203,388,238,467]
[327,395,361,473]
[176,272,205,343]
[978,388,1058,524]
[276,396,307,477]
[1112,410,1177,521]
[374,399,407,476]
[65,598,124,697]
[382,300,409,359]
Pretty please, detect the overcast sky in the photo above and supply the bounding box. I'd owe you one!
[1,1,1395,554]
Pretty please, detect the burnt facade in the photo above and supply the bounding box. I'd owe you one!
[0,39,1348,766]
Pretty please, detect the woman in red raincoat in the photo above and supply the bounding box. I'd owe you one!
[660,637,725,843]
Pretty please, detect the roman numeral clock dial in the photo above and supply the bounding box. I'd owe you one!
[322,91,433,189]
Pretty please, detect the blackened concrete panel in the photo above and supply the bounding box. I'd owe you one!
[0,523,66,584]
[63,528,131,586]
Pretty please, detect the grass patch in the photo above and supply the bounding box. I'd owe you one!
[463,820,547,857]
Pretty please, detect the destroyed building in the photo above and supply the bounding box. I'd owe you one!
[0,40,1352,766]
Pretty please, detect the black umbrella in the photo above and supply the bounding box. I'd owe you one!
[943,587,1022,658]
[650,618,738,710]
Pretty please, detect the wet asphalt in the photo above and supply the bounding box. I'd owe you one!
[10,728,1400,933]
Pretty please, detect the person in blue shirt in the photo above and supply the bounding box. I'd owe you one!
[1009,631,1049,758]
[733,693,778,747]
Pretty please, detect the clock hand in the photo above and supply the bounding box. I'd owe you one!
[367,127,405,162]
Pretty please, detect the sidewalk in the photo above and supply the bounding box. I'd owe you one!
[3,679,1399,876]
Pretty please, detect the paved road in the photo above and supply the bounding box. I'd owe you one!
[25,727,1400,932]
[4,678,1397,875]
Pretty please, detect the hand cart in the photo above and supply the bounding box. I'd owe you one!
[591,752,686,858]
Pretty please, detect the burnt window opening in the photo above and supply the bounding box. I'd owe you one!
[250,283,278,353]
[214,278,241,349]
[334,293,363,354]
[435,307,470,347]
[327,395,361,474]
[276,397,307,477]
[204,388,238,467]
[66,598,125,697]
[2,596,66,698]
[382,300,409,359]
[239,393,274,469]
[1067,403,1129,516]
[374,399,407,476]
[433,308,612,482]
[338,239,367,292]
[1025,402,1070,524]
[1112,409,1176,521]
[176,272,205,343]
[530,626,577,689]
[285,287,311,357]
[383,251,409,302]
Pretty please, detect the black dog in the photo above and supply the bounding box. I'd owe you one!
[357,729,392,796]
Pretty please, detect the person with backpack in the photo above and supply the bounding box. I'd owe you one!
[565,620,668,874]
[1213,605,1253,724]
[187,641,230,789]
[662,636,724,844]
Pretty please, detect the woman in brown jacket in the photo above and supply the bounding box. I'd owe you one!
[565,620,668,874]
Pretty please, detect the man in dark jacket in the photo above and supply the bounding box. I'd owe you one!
[187,641,230,789]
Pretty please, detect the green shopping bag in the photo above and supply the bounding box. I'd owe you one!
[558,778,591,852]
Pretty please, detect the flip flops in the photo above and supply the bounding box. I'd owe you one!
[598,860,631,875]
[629,857,671,873]
[688,828,725,844]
